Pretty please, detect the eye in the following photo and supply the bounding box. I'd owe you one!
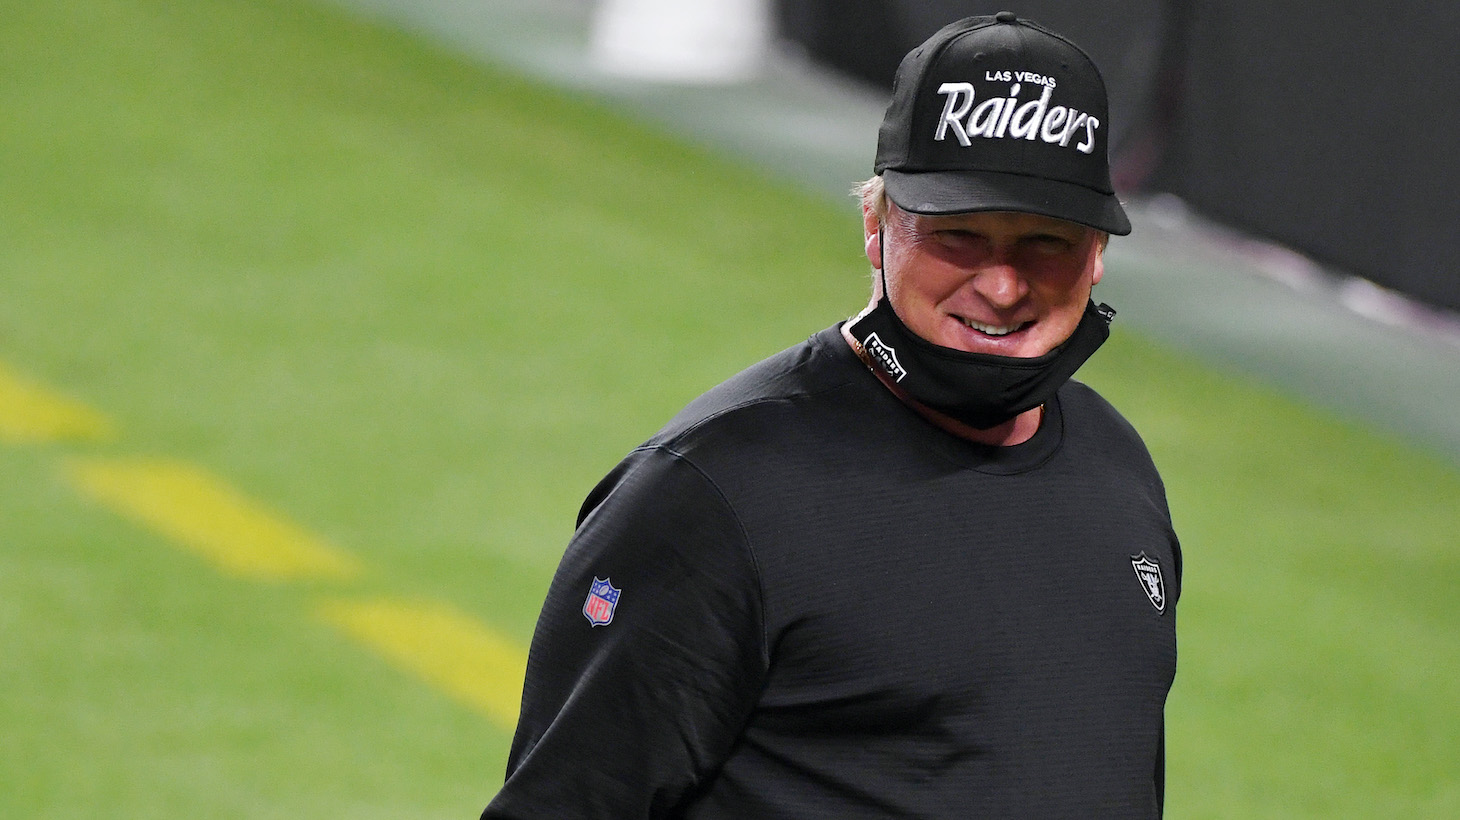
[933,229,987,250]
[1022,234,1076,254]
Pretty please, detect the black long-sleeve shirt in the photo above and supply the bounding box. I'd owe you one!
[484,325,1179,818]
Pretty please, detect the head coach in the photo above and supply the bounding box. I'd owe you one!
[483,12,1180,819]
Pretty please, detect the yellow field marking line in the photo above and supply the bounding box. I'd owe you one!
[22,374,530,727]
[66,457,362,582]
[316,596,526,731]
[0,360,115,443]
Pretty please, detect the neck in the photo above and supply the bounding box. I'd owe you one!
[841,323,1043,446]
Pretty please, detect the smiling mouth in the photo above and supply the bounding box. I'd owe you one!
[957,316,1030,337]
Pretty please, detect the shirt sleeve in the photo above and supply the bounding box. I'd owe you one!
[482,445,768,819]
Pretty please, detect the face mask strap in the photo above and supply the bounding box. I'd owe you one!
[877,225,890,301]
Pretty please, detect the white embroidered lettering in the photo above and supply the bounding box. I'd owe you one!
[934,82,977,146]
[967,96,1004,138]
[1060,111,1088,147]
[993,83,1020,138]
[930,73,1098,156]
[1009,84,1054,140]
[1076,115,1100,154]
[1040,106,1068,142]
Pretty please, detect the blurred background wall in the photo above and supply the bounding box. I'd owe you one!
[775,0,1460,313]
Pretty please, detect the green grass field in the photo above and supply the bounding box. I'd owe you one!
[2,0,1457,816]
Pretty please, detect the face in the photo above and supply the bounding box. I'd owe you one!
[865,202,1105,359]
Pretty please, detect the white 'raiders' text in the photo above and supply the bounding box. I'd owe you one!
[934,82,1100,154]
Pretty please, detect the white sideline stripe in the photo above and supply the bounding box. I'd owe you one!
[590,0,770,82]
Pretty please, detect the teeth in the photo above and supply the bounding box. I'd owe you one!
[959,317,1022,336]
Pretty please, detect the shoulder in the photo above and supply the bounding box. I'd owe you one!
[647,325,868,458]
[576,326,866,515]
[575,326,880,526]
[1058,379,1163,475]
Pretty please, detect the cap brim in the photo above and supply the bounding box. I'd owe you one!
[882,168,1132,235]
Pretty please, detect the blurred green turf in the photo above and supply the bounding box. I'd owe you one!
[1,0,1456,816]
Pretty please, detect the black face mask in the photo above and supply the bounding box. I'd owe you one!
[845,261,1115,430]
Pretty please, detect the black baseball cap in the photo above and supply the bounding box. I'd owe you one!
[874,12,1131,235]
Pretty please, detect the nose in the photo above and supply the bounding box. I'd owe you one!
[972,257,1029,308]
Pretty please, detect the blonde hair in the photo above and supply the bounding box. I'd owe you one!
[853,175,890,223]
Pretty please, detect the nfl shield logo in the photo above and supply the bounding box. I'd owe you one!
[1130,553,1166,614]
[582,577,621,627]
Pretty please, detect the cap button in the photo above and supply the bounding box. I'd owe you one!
[995,11,1018,23]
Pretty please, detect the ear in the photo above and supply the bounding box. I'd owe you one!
[863,204,882,269]
[1089,230,1109,286]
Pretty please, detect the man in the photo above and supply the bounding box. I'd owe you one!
[484,12,1178,819]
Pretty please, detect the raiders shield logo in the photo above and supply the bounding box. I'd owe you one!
[862,332,908,382]
[1130,553,1166,613]
[582,577,621,627]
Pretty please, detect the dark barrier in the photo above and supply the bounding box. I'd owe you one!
[1146,0,1460,312]
[776,0,1460,312]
